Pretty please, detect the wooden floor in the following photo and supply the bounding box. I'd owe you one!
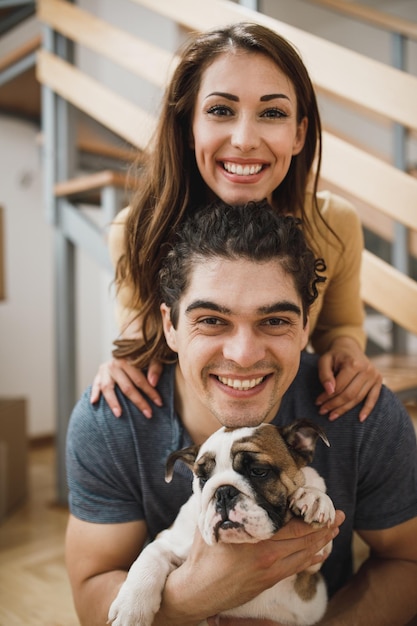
[0,445,79,626]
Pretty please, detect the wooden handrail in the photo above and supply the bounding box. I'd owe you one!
[36,49,156,149]
[321,132,417,232]
[54,170,136,198]
[36,56,417,240]
[130,0,417,133]
[37,0,175,88]
[0,34,41,73]
[37,0,417,133]
[361,250,417,336]
[305,0,417,42]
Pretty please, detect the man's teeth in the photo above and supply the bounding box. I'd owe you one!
[223,162,263,176]
[218,376,265,390]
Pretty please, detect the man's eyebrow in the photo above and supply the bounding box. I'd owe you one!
[186,300,231,315]
[258,301,301,316]
[205,92,290,103]
[185,300,301,316]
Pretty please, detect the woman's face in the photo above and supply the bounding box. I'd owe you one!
[191,51,307,206]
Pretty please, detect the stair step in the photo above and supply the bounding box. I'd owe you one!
[371,354,417,399]
[54,169,136,202]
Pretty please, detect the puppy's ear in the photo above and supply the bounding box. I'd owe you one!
[280,419,330,465]
[165,445,200,483]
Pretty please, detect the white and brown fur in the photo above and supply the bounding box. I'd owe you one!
[108,420,335,626]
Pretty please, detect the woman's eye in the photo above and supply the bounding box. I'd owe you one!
[206,105,233,117]
[261,108,286,119]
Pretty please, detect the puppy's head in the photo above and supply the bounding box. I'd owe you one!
[166,420,328,545]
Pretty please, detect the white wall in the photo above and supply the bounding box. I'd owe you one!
[0,116,54,436]
[0,115,117,437]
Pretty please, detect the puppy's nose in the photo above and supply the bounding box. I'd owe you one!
[215,485,240,516]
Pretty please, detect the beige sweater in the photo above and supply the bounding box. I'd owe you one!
[108,190,366,355]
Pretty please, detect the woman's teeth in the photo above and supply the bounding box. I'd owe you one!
[223,162,263,176]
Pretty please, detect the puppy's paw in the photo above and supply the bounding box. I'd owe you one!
[290,487,335,526]
[108,581,161,626]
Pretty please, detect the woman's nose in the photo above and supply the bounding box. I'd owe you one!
[230,117,260,152]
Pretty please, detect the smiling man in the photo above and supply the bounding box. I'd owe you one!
[65,200,417,626]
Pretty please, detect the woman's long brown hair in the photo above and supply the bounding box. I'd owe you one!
[113,22,338,366]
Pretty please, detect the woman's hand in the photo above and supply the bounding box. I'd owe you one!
[90,357,163,418]
[316,337,382,422]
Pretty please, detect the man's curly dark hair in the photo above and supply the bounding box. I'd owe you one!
[160,200,326,332]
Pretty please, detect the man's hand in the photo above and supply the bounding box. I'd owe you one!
[156,511,345,625]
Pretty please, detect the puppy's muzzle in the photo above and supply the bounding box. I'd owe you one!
[213,485,243,540]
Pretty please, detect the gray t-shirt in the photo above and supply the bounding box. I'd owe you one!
[66,352,417,596]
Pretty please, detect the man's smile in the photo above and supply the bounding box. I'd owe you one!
[216,375,267,390]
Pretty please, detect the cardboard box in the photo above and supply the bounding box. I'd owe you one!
[0,398,28,522]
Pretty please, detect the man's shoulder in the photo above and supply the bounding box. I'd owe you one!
[68,363,177,443]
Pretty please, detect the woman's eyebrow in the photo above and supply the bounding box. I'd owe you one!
[260,93,290,102]
[205,91,238,102]
[205,92,290,103]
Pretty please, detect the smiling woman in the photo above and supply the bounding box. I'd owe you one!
[89,21,382,425]
[191,51,306,207]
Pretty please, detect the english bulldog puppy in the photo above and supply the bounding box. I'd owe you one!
[108,420,335,626]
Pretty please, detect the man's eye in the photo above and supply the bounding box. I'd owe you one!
[206,105,233,117]
[264,318,286,326]
[201,317,223,325]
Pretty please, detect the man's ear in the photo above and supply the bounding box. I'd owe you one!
[160,303,178,352]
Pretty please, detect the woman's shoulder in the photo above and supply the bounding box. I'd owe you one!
[108,206,130,266]
[305,190,361,236]
[314,190,360,221]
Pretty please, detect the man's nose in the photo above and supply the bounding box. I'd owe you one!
[222,327,266,367]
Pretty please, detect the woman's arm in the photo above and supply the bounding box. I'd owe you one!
[90,208,163,416]
[309,194,382,420]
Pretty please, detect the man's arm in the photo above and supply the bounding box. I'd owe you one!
[66,511,342,626]
[319,517,417,625]
[65,514,148,626]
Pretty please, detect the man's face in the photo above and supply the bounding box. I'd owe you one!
[161,256,309,429]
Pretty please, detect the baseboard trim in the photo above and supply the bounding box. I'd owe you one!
[29,434,55,449]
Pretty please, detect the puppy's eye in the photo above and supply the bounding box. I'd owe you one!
[250,467,270,479]
[198,474,208,488]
